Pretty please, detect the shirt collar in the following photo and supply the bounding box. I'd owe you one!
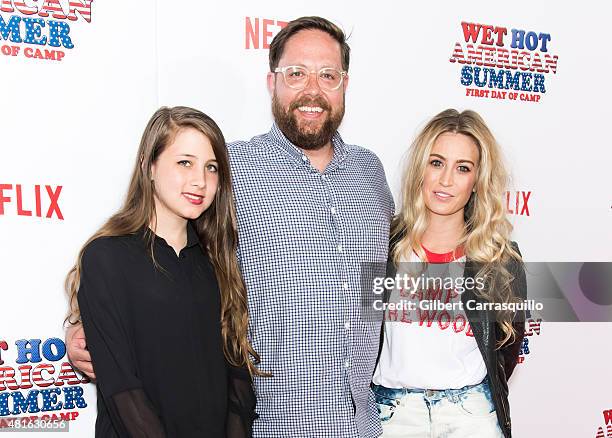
[142,221,201,250]
[268,122,349,170]
[185,220,200,248]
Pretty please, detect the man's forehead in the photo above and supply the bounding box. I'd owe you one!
[279,29,342,67]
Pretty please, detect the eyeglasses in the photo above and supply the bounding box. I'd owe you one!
[273,65,347,91]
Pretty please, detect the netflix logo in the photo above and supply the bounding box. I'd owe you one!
[505,190,531,216]
[245,16,287,49]
[0,184,63,220]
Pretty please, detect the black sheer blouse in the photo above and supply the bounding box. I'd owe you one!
[77,223,255,437]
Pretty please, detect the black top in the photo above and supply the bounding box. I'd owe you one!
[78,223,255,437]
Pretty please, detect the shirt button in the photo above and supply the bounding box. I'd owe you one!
[344,321,350,330]
[344,360,350,368]
[322,175,327,180]
[343,282,349,290]
[301,155,308,162]
[337,245,343,253]
[330,207,337,214]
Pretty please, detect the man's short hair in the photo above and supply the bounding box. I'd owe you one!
[269,16,350,72]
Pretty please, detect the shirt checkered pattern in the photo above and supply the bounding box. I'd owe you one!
[228,124,394,437]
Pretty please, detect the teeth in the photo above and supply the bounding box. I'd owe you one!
[184,194,202,200]
[298,106,323,113]
[435,192,451,198]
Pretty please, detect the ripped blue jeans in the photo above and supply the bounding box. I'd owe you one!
[372,379,504,437]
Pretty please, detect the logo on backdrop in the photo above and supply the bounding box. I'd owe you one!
[595,409,612,438]
[0,184,64,220]
[0,0,93,62]
[0,337,89,428]
[517,318,541,365]
[449,22,559,103]
[505,190,532,217]
[245,17,287,50]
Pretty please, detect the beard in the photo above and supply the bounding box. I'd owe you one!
[272,92,345,151]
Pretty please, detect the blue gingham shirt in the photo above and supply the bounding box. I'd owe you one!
[228,124,394,437]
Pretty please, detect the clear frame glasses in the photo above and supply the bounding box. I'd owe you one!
[273,65,347,91]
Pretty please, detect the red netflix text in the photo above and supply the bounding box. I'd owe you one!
[0,184,63,220]
[245,17,287,50]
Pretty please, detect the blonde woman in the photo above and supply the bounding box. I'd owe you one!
[372,109,526,438]
[65,107,261,437]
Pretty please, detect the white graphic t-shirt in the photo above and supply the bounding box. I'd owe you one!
[372,247,487,390]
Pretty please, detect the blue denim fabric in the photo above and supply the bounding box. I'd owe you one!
[372,378,496,422]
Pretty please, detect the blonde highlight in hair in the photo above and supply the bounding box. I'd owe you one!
[65,106,264,376]
[392,109,523,348]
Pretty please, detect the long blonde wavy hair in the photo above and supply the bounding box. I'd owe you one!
[392,108,523,348]
[65,106,263,376]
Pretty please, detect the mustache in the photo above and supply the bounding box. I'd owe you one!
[289,97,331,112]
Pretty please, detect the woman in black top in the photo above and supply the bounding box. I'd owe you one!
[64,106,261,437]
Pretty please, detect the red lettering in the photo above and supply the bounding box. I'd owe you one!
[418,309,437,327]
[32,363,55,387]
[399,309,412,324]
[37,0,67,19]
[19,365,33,389]
[438,311,451,330]
[262,18,274,49]
[465,324,474,337]
[0,184,12,215]
[16,184,32,216]
[481,25,494,45]
[35,184,41,216]
[603,409,612,425]
[66,0,93,23]
[55,362,82,386]
[461,22,481,43]
[0,341,7,365]
[245,17,287,50]
[45,185,63,219]
[245,17,259,49]
[493,26,508,46]
[520,191,531,216]
[525,318,542,336]
[453,315,467,333]
[0,366,19,390]
[387,309,397,321]
[515,190,519,215]
[0,0,14,12]
[13,0,37,15]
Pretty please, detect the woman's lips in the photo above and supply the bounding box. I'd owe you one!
[183,192,204,205]
[433,191,454,201]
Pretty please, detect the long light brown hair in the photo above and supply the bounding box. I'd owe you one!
[65,106,262,375]
[392,109,523,348]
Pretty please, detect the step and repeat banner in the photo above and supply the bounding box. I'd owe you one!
[1,0,611,436]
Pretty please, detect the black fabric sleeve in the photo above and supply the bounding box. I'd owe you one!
[78,240,166,437]
[500,241,527,379]
[226,365,257,438]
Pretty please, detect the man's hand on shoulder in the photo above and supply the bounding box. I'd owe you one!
[66,323,96,380]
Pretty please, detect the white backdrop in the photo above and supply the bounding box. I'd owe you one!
[1,0,611,436]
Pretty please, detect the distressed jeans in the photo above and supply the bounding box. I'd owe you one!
[372,379,504,437]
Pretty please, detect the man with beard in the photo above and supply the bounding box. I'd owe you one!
[66,16,394,437]
[226,17,394,437]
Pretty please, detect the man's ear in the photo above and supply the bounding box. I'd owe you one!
[267,71,276,96]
